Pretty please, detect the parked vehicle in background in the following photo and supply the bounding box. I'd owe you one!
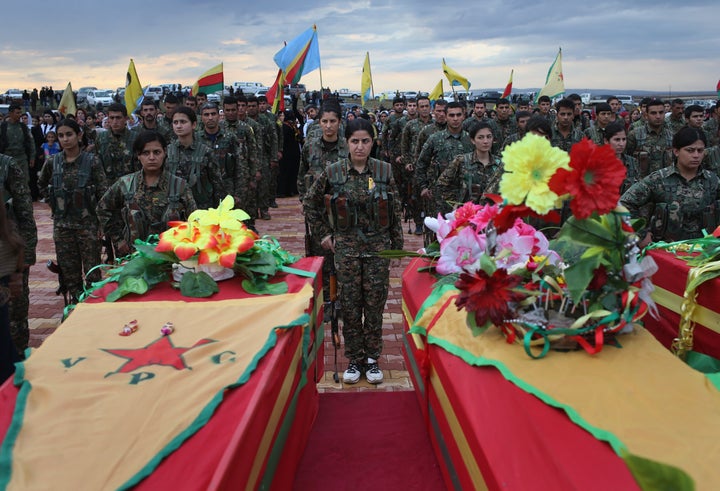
[206,91,221,103]
[144,86,164,102]
[76,86,98,104]
[86,89,115,109]
[0,104,9,115]
[402,91,419,100]
[338,88,361,99]
[284,83,306,97]
[233,81,265,94]
[2,89,23,103]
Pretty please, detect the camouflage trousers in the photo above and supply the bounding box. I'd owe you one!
[54,225,102,302]
[269,161,279,202]
[8,268,29,354]
[255,159,271,213]
[335,253,390,362]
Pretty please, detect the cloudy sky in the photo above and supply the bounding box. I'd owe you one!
[1,0,718,95]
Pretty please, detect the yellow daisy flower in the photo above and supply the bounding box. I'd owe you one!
[499,134,570,215]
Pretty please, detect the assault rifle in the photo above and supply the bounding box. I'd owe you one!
[46,259,70,306]
[327,261,342,383]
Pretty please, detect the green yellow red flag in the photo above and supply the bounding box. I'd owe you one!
[501,69,514,99]
[191,62,224,97]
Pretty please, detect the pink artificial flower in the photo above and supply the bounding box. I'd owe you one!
[468,203,500,231]
[436,227,486,275]
[451,202,482,229]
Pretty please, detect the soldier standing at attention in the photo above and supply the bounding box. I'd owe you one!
[160,94,180,141]
[297,101,347,320]
[386,97,416,222]
[0,104,36,184]
[621,127,718,246]
[303,118,403,385]
[492,98,517,154]
[165,106,226,210]
[665,99,686,135]
[604,122,641,194]
[416,101,473,244]
[607,96,623,124]
[247,96,277,220]
[95,102,138,184]
[584,103,614,145]
[401,95,433,235]
[38,119,107,303]
[537,95,553,121]
[501,110,531,150]
[381,96,406,162]
[437,121,503,209]
[703,103,719,148]
[567,93,591,132]
[258,95,283,208]
[626,99,674,177]
[96,131,196,256]
[0,150,37,356]
[551,99,583,152]
[197,102,249,213]
[134,99,173,143]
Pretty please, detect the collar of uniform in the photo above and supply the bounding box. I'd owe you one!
[345,159,370,174]
[668,164,707,182]
[178,139,197,151]
[137,168,170,189]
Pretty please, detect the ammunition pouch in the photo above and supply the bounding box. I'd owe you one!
[122,203,150,247]
[649,202,685,241]
[368,192,394,232]
[702,201,720,233]
[223,151,237,179]
[325,194,356,232]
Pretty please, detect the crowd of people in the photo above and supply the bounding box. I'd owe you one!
[1,88,719,384]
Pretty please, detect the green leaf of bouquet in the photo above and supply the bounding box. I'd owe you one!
[561,216,615,247]
[479,253,497,275]
[377,249,424,259]
[564,254,601,303]
[123,276,149,294]
[241,279,288,295]
[466,312,489,337]
[621,451,694,491]
[179,271,219,298]
[143,262,171,287]
[133,242,177,263]
[236,250,277,277]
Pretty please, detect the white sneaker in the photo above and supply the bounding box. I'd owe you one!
[342,362,362,384]
[365,358,383,384]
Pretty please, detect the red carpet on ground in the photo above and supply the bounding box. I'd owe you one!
[293,391,446,490]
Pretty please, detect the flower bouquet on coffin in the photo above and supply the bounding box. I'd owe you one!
[389,135,659,358]
[90,196,299,301]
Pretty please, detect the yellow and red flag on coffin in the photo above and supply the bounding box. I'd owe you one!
[0,286,313,490]
[429,79,444,102]
[57,81,76,117]
[273,25,321,85]
[535,48,565,103]
[442,58,471,91]
[125,59,144,115]
[267,69,286,113]
[191,62,224,97]
[501,69,514,99]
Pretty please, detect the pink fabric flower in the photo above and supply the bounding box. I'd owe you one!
[468,203,500,231]
[436,227,486,275]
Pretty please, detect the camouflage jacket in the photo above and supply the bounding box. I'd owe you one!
[584,124,610,146]
[254,113,279,163]
[0,154,37,264]
[620,154,641,194]
[297,135,349,199]
[400,116,433,168]
[437,151,503,209]
[132,122,174,144]
[414,121,447,165]
[38,150,108,230]
[703,118,719,148]
[94,129,138,183]
[239,116,267,169]
[501,131,525,151]
[573,113,591,132]
[620,165,720,241]
[626,122,673,177]
[197,128,250,202]
[381,112,405,159]
[222,119,259,176]
[415,129,474,192]
[96,170,196,250]
[462,115,497,133]
[550,124,584,152]
[0,121,35,168]
[703,146,720,175]
[303,157,404,254]
[493,118,517,154]
[165,138,227,209]
[665,115,686,136]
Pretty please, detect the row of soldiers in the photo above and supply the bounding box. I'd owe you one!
[376,94,720,245]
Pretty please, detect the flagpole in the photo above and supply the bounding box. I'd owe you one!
[315,25,324,95]
[369,52,374,100]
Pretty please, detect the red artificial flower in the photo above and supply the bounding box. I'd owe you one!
[452,202,482,229]
[454,269,526,328]
[713,225,720,238]
[587,264,609,290]
[549,138,626,220]
[493,204,560,234]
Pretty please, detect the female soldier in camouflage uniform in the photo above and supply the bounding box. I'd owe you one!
[437,121,502,210]
[97,131,197,256]
[621,127,719,245]
[38,119,108,302]
[303,118,403,385]
[604,122,640,194]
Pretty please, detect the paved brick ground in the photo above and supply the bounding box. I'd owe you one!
[28,197,423,392]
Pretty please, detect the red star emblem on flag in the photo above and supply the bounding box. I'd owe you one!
[103,336,215,374]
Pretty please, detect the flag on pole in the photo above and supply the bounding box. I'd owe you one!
[716,79,720,99]
[442,58,471,91]
[273,25,321,85]
[191,62,224,97]
[429,79,444,102]
[267,69,286,113]
[501,69,514,99]
[361,52,374,107]
[125,59,144,115]
[58,82,76,117]
[535,48,565,103]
